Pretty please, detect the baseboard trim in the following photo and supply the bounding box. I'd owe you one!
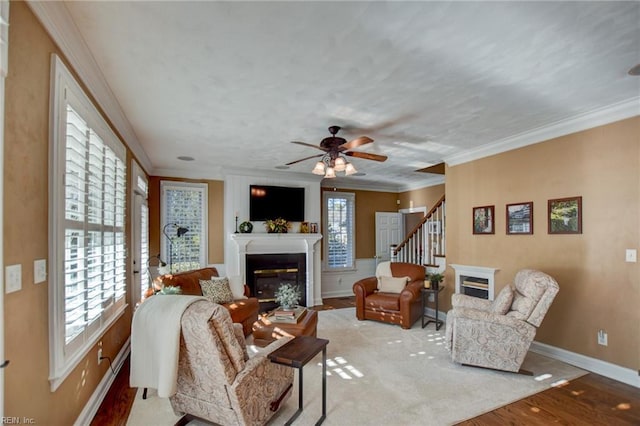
[530,341,640,388]
[321,290,354,299]
[74,337,131,426]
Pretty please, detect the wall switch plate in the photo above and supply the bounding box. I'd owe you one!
[5,264,22,293]
[625,249,637,263]
[34,259,47,284]
[597,329,608,346]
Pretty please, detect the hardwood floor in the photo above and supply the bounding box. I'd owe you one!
[91,297,639,425]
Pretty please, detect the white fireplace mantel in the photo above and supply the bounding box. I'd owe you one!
[230,233,323,307]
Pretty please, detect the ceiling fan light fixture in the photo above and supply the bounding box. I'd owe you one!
[324,166,336,178]
[344,162,358,176]
[334,156,346,172]
[312,161,326,175]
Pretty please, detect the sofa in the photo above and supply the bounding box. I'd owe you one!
[353,261,426,329]
[151,267,259,336]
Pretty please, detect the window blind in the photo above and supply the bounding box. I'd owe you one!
[63,105,126,344]
[161,182,208,272]
[324,192,355,269]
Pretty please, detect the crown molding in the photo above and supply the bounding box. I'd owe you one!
[26,1,153,175]
[397,175,446,192]
[444,97,640,167]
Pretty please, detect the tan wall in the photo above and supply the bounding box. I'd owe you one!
[148,176,225,265]
[398,183,445,211]
[321,188,398,259]
[445,117,640,370]
[3,3,133,422]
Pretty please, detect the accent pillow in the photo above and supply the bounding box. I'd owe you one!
[506,290,535,320]
[200,277,234,304]
[377,276,410,293]
[226,275,248,300]
[491,285,514,315]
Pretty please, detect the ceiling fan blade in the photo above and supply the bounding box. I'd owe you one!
[345,151,388,162]
[340,136,373,151]
[285,153,324,166]
[291,141,327,151]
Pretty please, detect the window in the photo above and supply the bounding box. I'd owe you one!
[132,160,149,306]
[49,55,127,390]
[323,191,355,270]
[160,181,208,272]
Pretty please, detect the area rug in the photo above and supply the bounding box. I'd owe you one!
[127,307,586,425]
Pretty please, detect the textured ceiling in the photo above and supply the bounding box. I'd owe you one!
[57,1,639,190]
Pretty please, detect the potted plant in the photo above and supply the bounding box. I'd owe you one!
[427,272,444,290]
[265,218,291,233]
[274,283,301,310]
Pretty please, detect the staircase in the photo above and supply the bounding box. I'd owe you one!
[392,195,445,270]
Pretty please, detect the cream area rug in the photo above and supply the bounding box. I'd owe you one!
[127,308,586,426]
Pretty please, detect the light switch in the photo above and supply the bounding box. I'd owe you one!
[625,249,637,263]
[34,259,47,284]
[5,264,22,293]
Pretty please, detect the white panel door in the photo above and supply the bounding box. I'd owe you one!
[375,212,402,263]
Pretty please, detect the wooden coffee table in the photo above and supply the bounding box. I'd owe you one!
[268,336,329,425]
[252,309,318,347]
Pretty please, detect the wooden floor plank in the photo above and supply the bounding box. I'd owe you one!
[92,296,640,426]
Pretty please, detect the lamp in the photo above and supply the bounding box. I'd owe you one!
[163,223,189,273]
[311,153,357,178]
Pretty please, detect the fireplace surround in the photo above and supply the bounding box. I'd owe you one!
[230,233,323,307]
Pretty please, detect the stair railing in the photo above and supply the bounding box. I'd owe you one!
[392,195,445,266]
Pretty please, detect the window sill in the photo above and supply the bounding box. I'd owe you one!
[322,268,357,274]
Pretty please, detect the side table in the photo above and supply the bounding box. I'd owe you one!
[268,335,329,425]
[421,286,444,330]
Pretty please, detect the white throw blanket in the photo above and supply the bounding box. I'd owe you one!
[130,295,206,397]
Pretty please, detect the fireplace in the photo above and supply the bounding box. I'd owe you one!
[246,253,306,312]
[230,233,323,308]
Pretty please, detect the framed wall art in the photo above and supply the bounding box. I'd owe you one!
[506,202,533,235]
[548,196,582,234]
[473,205,495,234]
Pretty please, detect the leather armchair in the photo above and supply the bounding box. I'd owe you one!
[170,300,294,425]
[445,269,559,373]
[353,262,425,329]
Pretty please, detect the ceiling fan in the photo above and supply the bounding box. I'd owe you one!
[286,126,387,177]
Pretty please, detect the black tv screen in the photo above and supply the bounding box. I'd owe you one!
[250,185,305,222]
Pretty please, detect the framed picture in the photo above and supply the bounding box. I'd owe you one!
[310,222,318,233]
[548,196,582,234]
[506,202,533,235]
[472,205,495,234]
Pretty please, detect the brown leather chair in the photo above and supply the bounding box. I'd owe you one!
[353,262,425,329]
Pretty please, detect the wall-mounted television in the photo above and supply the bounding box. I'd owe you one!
[250,185,305,222]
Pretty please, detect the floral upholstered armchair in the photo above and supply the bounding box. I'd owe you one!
[445,269,559,373]
[169,300,293,425]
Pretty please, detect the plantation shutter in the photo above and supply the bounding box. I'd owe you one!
[324,192,355,269]
[63,105,126,346]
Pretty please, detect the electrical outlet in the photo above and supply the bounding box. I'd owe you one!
[98,341,103,364]
[597,330,608,346]
[625,249,637,263]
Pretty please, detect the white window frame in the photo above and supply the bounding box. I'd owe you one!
[131,160,149,307]
[323,191,356,271]
[48,55,127,391]
[160,181,208,272]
